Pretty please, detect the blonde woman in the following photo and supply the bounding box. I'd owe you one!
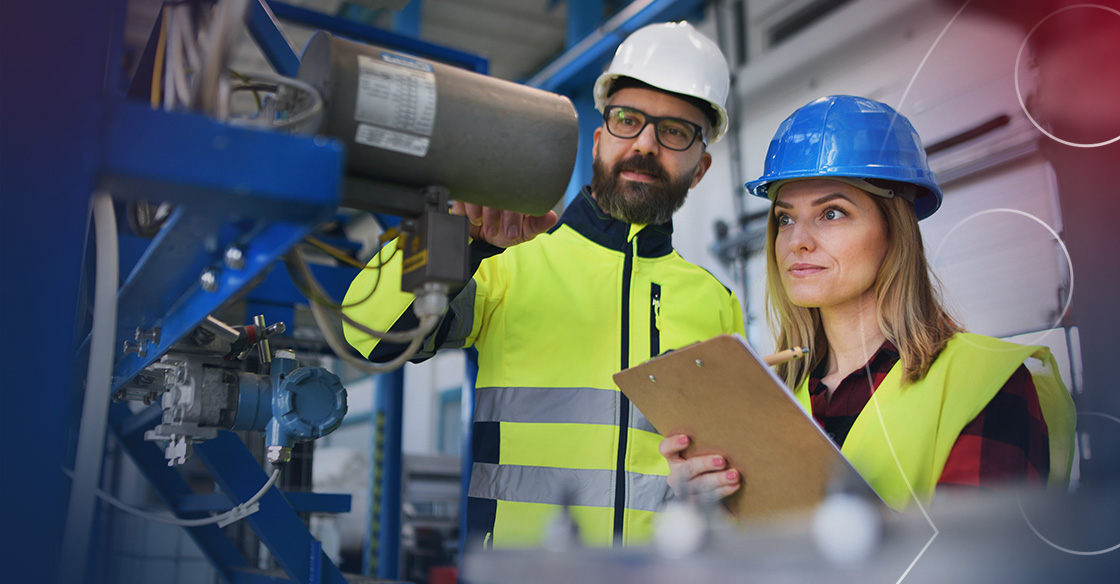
[661,95,1076,510]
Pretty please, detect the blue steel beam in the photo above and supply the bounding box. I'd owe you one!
[567,0,604,49]
[196,432,349,584]
[99,101,344,389]
[101,102,342,216]
[364,369,404,579]
[107,403,248,583]
[266,1,488,73]
[249,0,302,76]
[526,0,711,92]
[457,350,479,569]
[392,0,423,37]
[177,492,352,514]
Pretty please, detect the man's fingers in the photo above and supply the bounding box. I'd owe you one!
[463,203,484,226]
[482,207,502,241]
[454,205,557,247]
[523,210,558,240]
[501,210,521,242]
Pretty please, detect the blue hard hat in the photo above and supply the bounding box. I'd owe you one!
[745,95,943,220]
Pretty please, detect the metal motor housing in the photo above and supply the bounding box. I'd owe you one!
[298,31,579,217]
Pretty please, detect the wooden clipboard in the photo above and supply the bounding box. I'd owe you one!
[614,334,882,523]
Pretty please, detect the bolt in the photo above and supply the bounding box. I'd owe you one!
[224,246,246,270]
[135,326,162,345]
[200,268,220,292]
[649,375,656,382]
[123,340,146,358]
[695,359,704,367]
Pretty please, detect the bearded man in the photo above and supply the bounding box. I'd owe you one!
[342,21,744,549]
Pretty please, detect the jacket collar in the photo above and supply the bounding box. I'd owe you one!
[554,186,674,257]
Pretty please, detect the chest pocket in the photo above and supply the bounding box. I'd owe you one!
[647,282,730,356]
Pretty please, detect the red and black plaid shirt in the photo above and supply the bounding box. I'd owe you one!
[807,341,1050,489]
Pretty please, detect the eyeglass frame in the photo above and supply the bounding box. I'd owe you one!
[601,105,708,151]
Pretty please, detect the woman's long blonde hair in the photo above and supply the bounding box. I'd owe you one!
[765,192,960,390]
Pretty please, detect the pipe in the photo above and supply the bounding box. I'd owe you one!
[60,191,119,584]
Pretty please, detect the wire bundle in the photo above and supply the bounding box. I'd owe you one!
[284,232,443,376]
[151,0,321,132]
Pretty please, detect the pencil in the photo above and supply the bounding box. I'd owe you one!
[763,346,809,366]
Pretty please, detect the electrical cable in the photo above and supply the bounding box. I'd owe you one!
[193,0,251,117]
[225,71,324,133]
[228,69,264,111]
[151,6,169,108]
[284,244,437,344]
[284,243,436,344]
[66,466,282,528]
[309,295,430,375]
[163,6,177,111]
[168,5,191,108]
[60,191,119,584]
[295,234,398,352]
[176,3,201,79]
[302,233,399,311]
[284,246,440,374]
[303,235,378,270]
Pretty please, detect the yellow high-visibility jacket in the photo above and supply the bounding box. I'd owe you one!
[343,189,745,547]
[795,333,1076,510]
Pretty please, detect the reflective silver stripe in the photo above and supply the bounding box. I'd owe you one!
[469,463,670,513]
[630,471,675,511]
[412,279,479,360]
[441,278,477,349]
[630,404,658,434]
[475,386,619,425]
[474,387,662,431]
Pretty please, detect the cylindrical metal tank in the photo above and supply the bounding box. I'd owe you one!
[298,31,579,217]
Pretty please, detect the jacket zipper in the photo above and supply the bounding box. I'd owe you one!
[614,238,635,546]
[650,283,661,357]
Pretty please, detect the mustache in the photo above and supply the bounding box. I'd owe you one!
[614,156,667,181]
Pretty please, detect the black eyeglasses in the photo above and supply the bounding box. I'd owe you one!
[602,106,707,151]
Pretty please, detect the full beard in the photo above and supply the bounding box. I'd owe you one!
[591,155,695,225]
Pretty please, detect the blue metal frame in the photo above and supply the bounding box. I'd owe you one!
[265,1,489,73]
[393,0,423,37]
[364,369,404,580]
[526,0,710,93]
[249,0,302,77]
[196,433,351,584]
[107,403,248,583]
[0,1,492,583]
[103,101,344,390]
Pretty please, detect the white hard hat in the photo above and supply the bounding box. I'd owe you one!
[593,21,731,144]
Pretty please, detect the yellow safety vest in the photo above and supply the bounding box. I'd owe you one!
[795,333,1076,510]
[343,191,745,547]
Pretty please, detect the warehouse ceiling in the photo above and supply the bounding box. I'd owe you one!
[124,0,623,82]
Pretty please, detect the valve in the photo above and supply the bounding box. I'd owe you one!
[121,318,348,466]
